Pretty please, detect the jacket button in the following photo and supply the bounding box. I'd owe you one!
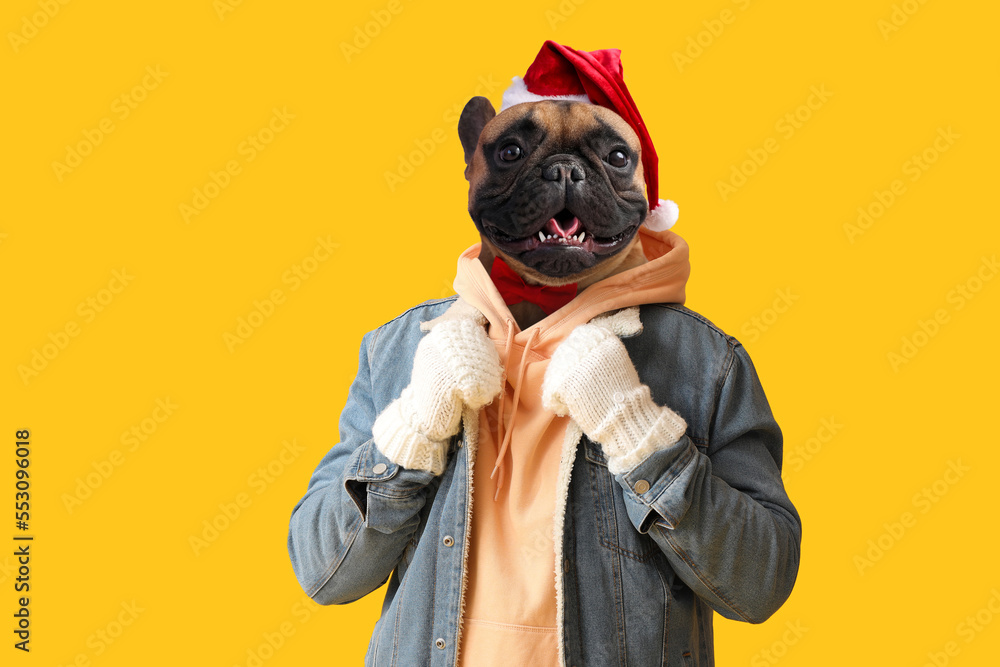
[613,390,625,403]
[443,535,455,547]
[634,479,650,494]
[435,638,446,649]
[373,463,387,475]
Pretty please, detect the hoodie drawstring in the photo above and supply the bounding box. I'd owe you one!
[491,319,540,502]
[490,320,514,493]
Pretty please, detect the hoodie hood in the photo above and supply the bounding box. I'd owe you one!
[451,225,691,497]
[454,226,689,348]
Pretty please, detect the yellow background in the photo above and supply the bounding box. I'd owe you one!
[3,0,998,664]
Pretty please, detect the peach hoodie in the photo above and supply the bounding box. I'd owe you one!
[452,226,691,666]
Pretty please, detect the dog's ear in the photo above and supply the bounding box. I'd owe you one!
[458,96,496,179]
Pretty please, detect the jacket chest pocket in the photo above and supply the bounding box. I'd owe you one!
[583,436,658,562]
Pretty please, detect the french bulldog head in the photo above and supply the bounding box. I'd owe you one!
[458,97,649,287]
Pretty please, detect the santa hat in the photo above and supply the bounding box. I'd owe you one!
[499,40,679,232]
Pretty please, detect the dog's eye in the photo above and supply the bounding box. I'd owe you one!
[499,144,522,162]
[608,150,629,168]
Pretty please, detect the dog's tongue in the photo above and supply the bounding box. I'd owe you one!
[545,216,581,238]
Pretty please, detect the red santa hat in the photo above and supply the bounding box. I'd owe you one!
[499,40,679,232]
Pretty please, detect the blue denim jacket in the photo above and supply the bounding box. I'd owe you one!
[287,295,802,666]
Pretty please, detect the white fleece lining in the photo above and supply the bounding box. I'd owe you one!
[552,418,583,667]
[420,297,487,332]
[454,404,479,667]
[587,306,643,337]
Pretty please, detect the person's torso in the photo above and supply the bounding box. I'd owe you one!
[361,296,738,667]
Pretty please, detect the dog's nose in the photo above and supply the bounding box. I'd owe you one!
[542,161,585,183]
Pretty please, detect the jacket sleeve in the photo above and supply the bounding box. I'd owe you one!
[614,342,802,623]
[287,327,443,605]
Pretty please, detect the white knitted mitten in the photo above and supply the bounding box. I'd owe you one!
[542,322,687,475]
[372,317,502,475]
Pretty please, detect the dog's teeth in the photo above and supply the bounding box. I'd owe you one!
[579,232,585,242]
[547,234,553,239]
[538,231,546,242]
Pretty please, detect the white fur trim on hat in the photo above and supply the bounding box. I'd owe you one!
[643,199,679,231]
[499,76,591,112]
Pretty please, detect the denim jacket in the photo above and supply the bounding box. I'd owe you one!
[287,295,802,666]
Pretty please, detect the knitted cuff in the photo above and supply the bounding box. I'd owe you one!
[593,385,688,476]
[372,396,450,476]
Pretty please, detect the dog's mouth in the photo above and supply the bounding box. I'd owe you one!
[485,209,637,256]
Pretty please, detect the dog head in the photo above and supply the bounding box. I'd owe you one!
[458,97,649,286]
